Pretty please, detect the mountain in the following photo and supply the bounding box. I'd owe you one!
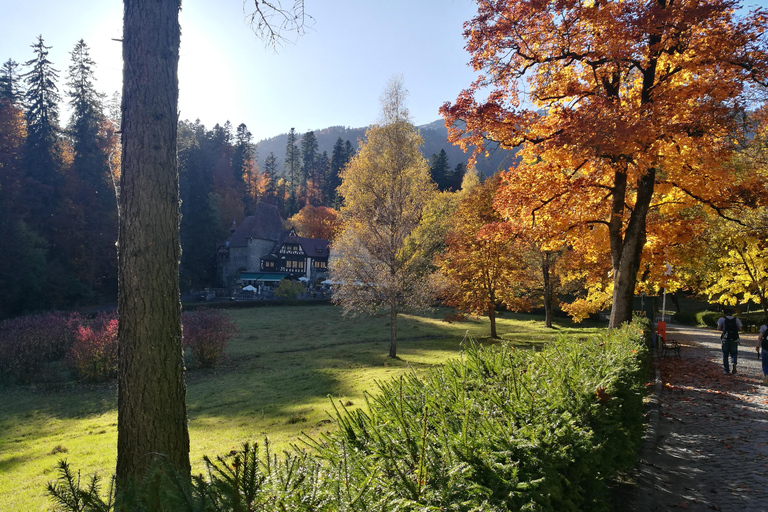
[254,120,518,178]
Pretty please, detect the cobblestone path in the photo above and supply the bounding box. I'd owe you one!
[637,326,768,512]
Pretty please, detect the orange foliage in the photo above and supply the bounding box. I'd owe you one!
[437,175,535,336]
[289,204,341,240]
[442,0,768,325]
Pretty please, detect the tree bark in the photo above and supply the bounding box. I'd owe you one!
[488,307,497,338]
[609,169,656,328]
[389,306,398,358]
[116,0,190,489]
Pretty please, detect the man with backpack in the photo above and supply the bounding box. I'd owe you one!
[718,308,743,374]
[756,319,768,385]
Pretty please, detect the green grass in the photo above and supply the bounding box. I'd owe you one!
[0,304,604,511]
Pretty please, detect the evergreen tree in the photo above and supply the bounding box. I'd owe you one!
[232,123,256,213]
[328,137,353,207]
[21,35,63,307]
[23,35,62,189]
[300,130,318,199]
[262,151,278,204]
[284,127,301,192]
[178,120,224,290]
[65,39,117,299]
[429,148,452,191]
[451,162,467,191]
[316,150,330,206]
[0,59,23,105]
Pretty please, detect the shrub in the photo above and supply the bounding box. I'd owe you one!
[182,309,237,368]
[66,313,119,382]
[0,312,80,384]
[49,321,649,512]
[273,279,305,300]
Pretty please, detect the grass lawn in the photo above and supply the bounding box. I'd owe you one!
[0,304,604,511]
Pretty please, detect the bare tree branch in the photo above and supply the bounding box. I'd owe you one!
[245,0,313,49]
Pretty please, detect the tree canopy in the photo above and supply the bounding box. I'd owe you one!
[331,77,436,357]
[442,0,768,327]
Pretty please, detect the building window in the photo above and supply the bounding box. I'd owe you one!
[313,260,327,269]
[285,260,305,270]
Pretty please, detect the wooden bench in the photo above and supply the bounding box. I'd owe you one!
[658,334,681,358]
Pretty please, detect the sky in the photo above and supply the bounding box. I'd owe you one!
[3,0,767,143]
[1,0,482,142]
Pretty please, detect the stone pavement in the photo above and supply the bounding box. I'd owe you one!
[636,325,768,512]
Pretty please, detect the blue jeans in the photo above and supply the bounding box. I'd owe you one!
[722,340,739,372]
[762,349,768,376]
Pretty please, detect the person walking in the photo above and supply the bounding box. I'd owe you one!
[717,309,743,373]
[757,319,768,385]
[718,308,743,374]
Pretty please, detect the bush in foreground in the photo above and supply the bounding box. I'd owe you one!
[48,321,649,511]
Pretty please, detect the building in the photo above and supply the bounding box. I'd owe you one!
[257,228,330,286]
[217,202,330,290]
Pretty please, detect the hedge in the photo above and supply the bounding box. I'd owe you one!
[49,320,650,512]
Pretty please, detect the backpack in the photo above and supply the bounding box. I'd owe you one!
[761,328,768,351]
[722,316,739,342]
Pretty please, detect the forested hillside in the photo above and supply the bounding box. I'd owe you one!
[0,35,518,319]
[254,120,516,179]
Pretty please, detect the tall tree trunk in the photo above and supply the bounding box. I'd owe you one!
[542,251,553,328]
[116,0,190,490]
[488,307,497,338]
[609,169,656,328]
[389,306,398,358]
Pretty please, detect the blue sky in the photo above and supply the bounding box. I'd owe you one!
[2,0,766,143]
[1,0,480,142]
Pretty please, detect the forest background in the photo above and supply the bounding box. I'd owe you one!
[0,36,516,320]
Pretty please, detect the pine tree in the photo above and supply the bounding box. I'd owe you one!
[23,35,62,188]
[262,151,278,204]
[300,130,318,201]
[284,127,301,192]
[328,137,353,207]
[117,0,190,489]
[65,39,117,297]
[0,59,23,105]
[429,149,451,191]
[233,123,257,212]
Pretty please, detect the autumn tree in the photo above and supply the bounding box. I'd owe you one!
[437,174,533,337]
[289,204,341,240]
[442,0,768,328]
[678,118,768,314]
[331,77,436,358]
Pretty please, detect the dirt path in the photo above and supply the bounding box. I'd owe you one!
[636,325,768,512]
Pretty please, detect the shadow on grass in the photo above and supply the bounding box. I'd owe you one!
[0,454,30,474]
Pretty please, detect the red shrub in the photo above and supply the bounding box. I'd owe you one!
[182,309,237,368]
[66,313,119,382]
[0,312,80,384]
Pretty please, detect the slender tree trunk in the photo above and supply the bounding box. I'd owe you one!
[609,169,656,328]
[542,251,553,328]
[488,307,497,338]
[116,0,190,490]
[389,306,398,358]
